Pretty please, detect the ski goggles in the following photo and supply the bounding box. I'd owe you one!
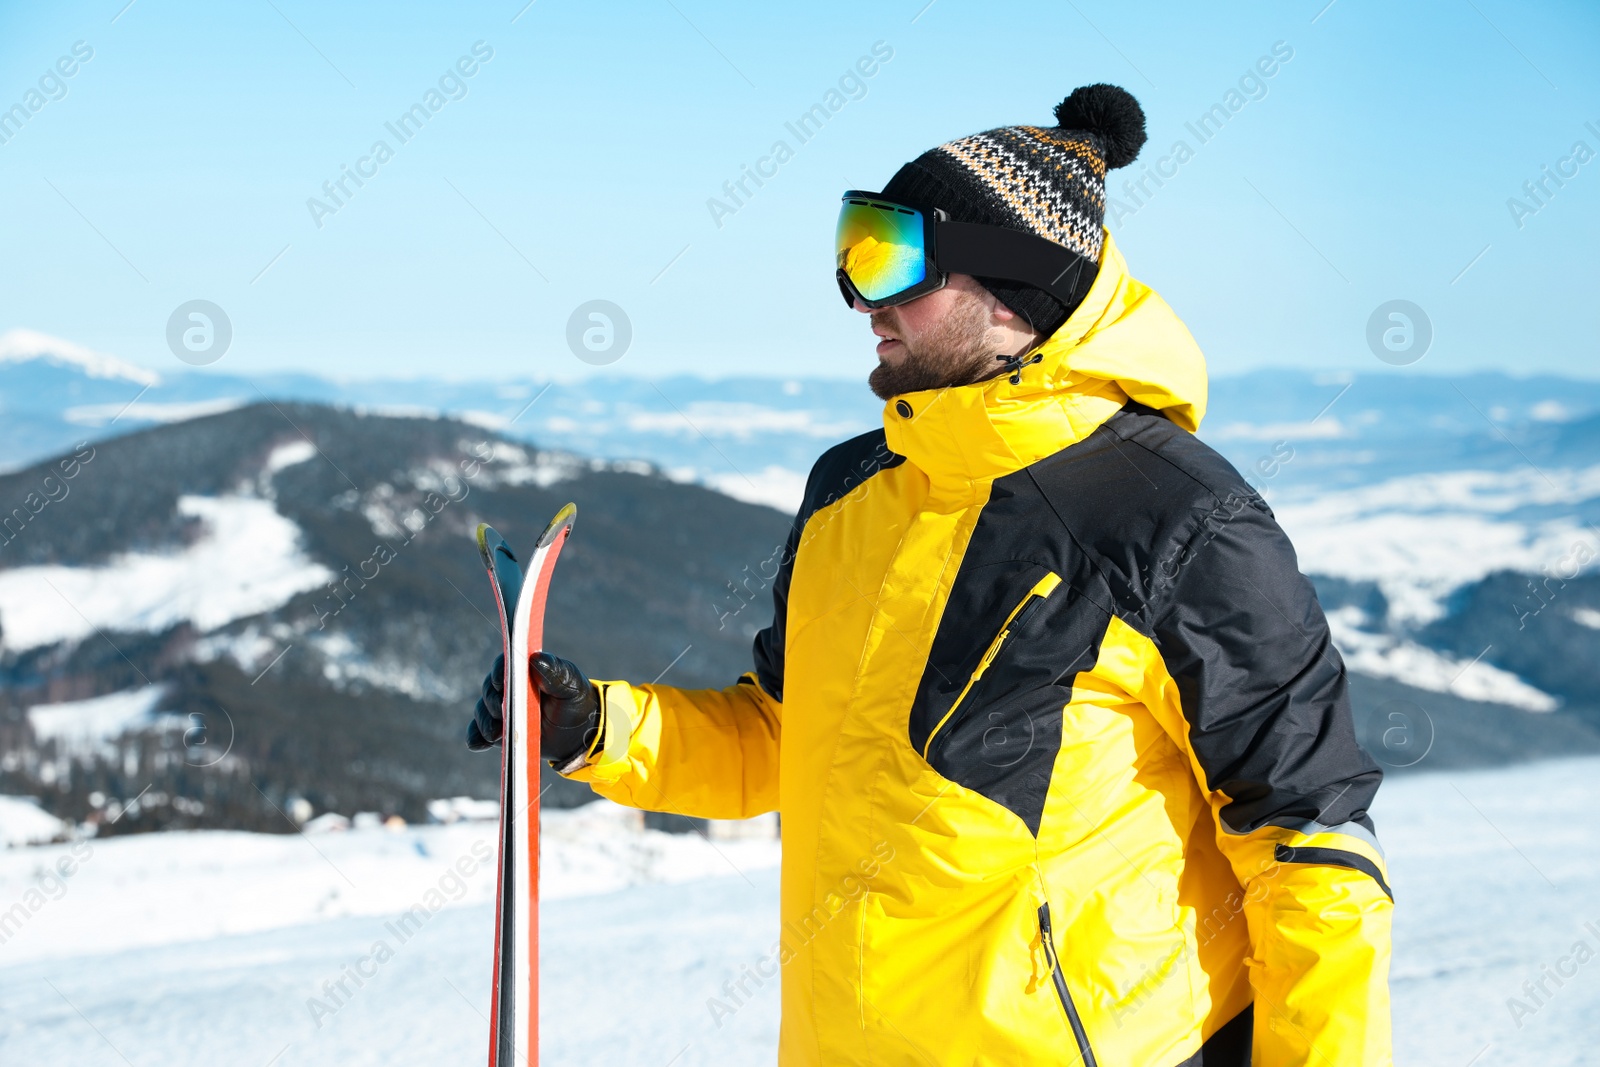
[835,190,1099,312]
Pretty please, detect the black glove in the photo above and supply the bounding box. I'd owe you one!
[466,652,506,752]
[465,651,603,769]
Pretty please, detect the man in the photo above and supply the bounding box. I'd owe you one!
[468,84,1393,1066]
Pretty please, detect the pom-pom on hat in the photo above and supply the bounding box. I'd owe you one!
[880,84,1147,338]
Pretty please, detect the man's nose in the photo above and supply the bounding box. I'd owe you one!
[853,297,874,314]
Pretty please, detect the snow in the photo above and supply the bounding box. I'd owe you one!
[0,328,160,386]
[1325,608,1559,712]
[264,439,318,474]
[0,796,71,847]
[426,797,500,824]
[26,686,170,758]
[312,638,462,702]
[705,466,808,514]
[305,628,463,703]
[0,495,334,651]
[622,401,867,441]
[1380,758,1600,1064]
[191,624,286,673]
[63,397,245,426]
[1281,466,1600,520]
[1207,417,1349,441]
[2,760,1597,1063]
[454,445,668,494]
[0,800,778,966]
[1530,400,1571,422]
[469,445,588,490]
[1275,466,1600,627]
[456,409,510,430]
[352,404,441,421]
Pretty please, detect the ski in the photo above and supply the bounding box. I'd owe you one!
[475,503,577,1067]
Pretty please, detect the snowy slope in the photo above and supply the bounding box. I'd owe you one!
[0,495,332,652]
[0,796,71,847]
[0,801,778,967]
[1274,466,1600,629]
[2,759,1597,1065]
[25,688,170,759]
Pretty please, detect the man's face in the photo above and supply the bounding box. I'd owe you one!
[857,274,1023,401]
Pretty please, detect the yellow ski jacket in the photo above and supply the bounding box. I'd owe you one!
[567,232,1394,1066]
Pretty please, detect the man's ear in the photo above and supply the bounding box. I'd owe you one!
[990,295,1039,338]
[986,293,1042,351]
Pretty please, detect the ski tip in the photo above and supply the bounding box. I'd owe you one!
[475,523,495,569]
[536,502,577,549]
[477,523,518,568]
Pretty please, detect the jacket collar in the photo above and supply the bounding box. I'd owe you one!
[880,231,1208,490]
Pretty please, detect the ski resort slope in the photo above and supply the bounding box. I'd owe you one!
[3,759,1599,1065]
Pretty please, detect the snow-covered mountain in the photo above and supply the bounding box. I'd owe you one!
[0,401,794,835]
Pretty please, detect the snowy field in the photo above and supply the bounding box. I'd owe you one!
[3,760,1599,1065]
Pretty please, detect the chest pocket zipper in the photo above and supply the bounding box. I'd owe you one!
[921,571,1062,760]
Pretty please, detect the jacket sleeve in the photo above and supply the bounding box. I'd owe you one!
[558,516,797,822]
[559,430,897,821]
[562,673,781,819]
[1148,491,1393,1066]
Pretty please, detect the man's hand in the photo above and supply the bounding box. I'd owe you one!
[465,651,603,769]
[530,652,603,766]
[466,652,506,752]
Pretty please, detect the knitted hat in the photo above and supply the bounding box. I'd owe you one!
[881,84,1147,337]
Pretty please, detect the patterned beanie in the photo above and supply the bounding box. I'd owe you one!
[881,84,1147,338]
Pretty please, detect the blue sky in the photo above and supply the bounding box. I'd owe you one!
[0,0,1595,382]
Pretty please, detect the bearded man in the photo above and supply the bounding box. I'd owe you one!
[469,84,1393,1067]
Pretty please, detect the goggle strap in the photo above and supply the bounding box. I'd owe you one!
[935,221,1097,309]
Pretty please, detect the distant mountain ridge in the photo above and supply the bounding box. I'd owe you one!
[0,328,160,386]
[9,330,1600,502]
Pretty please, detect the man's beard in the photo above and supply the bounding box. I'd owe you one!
[867,291,998,402]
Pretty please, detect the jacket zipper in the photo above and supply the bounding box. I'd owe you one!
[1274,843,1395,902]
[921,572,1062,760]
[1038,902,1098,1067]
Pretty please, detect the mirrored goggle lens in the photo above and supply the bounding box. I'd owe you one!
[836,198,926,302]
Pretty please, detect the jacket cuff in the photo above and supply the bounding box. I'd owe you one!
[553,680,633,781]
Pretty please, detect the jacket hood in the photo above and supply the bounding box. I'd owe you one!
[881,230,1207,489]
